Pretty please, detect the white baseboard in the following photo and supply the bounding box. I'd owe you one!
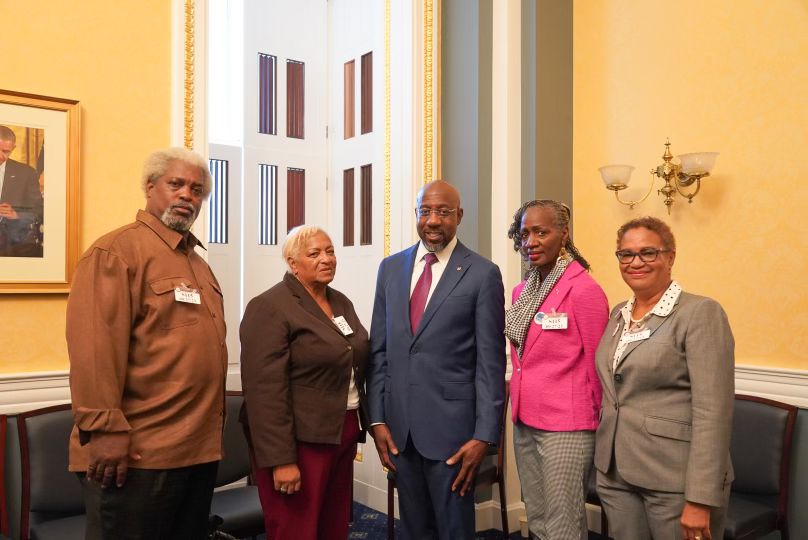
[353,478,395,518]
[734,364,808,408]
[475,499,525,534]
[3,364,803,414]
[354,479,527,534]
[0,366,245,414]
[0,370,70,414]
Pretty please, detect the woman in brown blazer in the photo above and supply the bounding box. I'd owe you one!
[240,225,369,540]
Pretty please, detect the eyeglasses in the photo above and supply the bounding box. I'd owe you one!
[415,208,457,219]
[615,248,671,264]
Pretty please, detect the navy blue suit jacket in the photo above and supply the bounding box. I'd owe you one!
[0,159,43,252]
[367,240,506,461]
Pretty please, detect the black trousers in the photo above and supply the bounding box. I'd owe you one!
[79,461,218,540]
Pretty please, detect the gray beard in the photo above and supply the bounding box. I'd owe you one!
[161,207,196,232]
[423,239,447,252]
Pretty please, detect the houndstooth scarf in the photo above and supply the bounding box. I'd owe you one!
[505,255,572,358]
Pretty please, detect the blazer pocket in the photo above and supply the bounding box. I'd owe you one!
[442,382,475,400]
[644,415,692,442]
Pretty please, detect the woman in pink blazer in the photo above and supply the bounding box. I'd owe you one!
[505,200,609,540]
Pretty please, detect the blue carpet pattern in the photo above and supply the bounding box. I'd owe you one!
[247,501,604,539]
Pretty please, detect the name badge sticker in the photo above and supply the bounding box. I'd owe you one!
[624,328,651,343]
[174,284,201,304]
[541,313,568,330]
[332,315,354,336]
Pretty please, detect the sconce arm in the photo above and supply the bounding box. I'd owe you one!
[610,172,656,209]
[675,172,708,203]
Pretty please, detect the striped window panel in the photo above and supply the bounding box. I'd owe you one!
[208,159,229,244]
[258,164,278,245]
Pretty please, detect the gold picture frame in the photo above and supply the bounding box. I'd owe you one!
[0,89,80,293]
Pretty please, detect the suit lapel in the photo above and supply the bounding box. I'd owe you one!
[401,244,419,337]
[519,263,580,361]
[412,242,471,342]
[598,311,624,402]
[284,273,345,339]
[615,302,680,369]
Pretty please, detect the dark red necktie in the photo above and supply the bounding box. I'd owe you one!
[410,253,438,332]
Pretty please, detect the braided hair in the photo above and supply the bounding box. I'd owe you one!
[506,199,591,271]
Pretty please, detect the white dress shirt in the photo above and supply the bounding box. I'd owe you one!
[409,235,458,304]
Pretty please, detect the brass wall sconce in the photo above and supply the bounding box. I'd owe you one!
[599,140,718,213]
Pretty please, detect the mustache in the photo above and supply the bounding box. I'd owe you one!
[171,203,197,213]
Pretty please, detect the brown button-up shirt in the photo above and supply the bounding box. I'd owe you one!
[67,210,227,471]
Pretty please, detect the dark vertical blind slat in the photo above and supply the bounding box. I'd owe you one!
[343,168,355,246]
[360,164,372,245]
[259,54,277,135]
[287,167,305,231]
[287,60,305,139]
[361,52,373,134]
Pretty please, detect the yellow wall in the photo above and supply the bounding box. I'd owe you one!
[1,1,172,373]
[573,1,807,369]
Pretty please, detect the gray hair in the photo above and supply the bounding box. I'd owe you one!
[141,147,211,197]
[282,225,332,270]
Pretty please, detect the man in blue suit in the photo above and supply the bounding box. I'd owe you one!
[368,180,506,539]
[0,125,44,257]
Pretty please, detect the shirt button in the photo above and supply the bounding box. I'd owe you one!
[614,373,623,383]
[517,368,521,372]
[347,345,352,351]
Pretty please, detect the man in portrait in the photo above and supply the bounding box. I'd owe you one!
[0,125,44,257]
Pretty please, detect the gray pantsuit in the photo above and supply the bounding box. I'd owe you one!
[594,291,735,538]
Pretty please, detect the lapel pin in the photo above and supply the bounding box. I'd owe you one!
[456,266,462,271]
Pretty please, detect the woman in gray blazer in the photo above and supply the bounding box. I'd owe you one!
[594,217,734,540]
[240,225,369,540]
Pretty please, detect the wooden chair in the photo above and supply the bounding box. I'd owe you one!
[386,386,510,540]
[723,394,797,540]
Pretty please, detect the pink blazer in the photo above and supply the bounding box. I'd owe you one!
[509,261,609,431]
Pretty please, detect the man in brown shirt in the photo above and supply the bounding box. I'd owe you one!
[66,147,227,539]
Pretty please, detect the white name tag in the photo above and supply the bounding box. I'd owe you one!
[332,315,354,336]
[174,287,201,304]
[624,328,651,343]
[541,313,568,330]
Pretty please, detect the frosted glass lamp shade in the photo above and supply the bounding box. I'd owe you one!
[599,165,635,187]
[678,152,719,175]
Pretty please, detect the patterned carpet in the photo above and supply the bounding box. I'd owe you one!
[247,501,604,539]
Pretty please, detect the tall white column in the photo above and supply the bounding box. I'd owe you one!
[489,0,526,535]
[490,0,523,290]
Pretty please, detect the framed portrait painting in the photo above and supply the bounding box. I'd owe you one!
[0,89,80,293]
